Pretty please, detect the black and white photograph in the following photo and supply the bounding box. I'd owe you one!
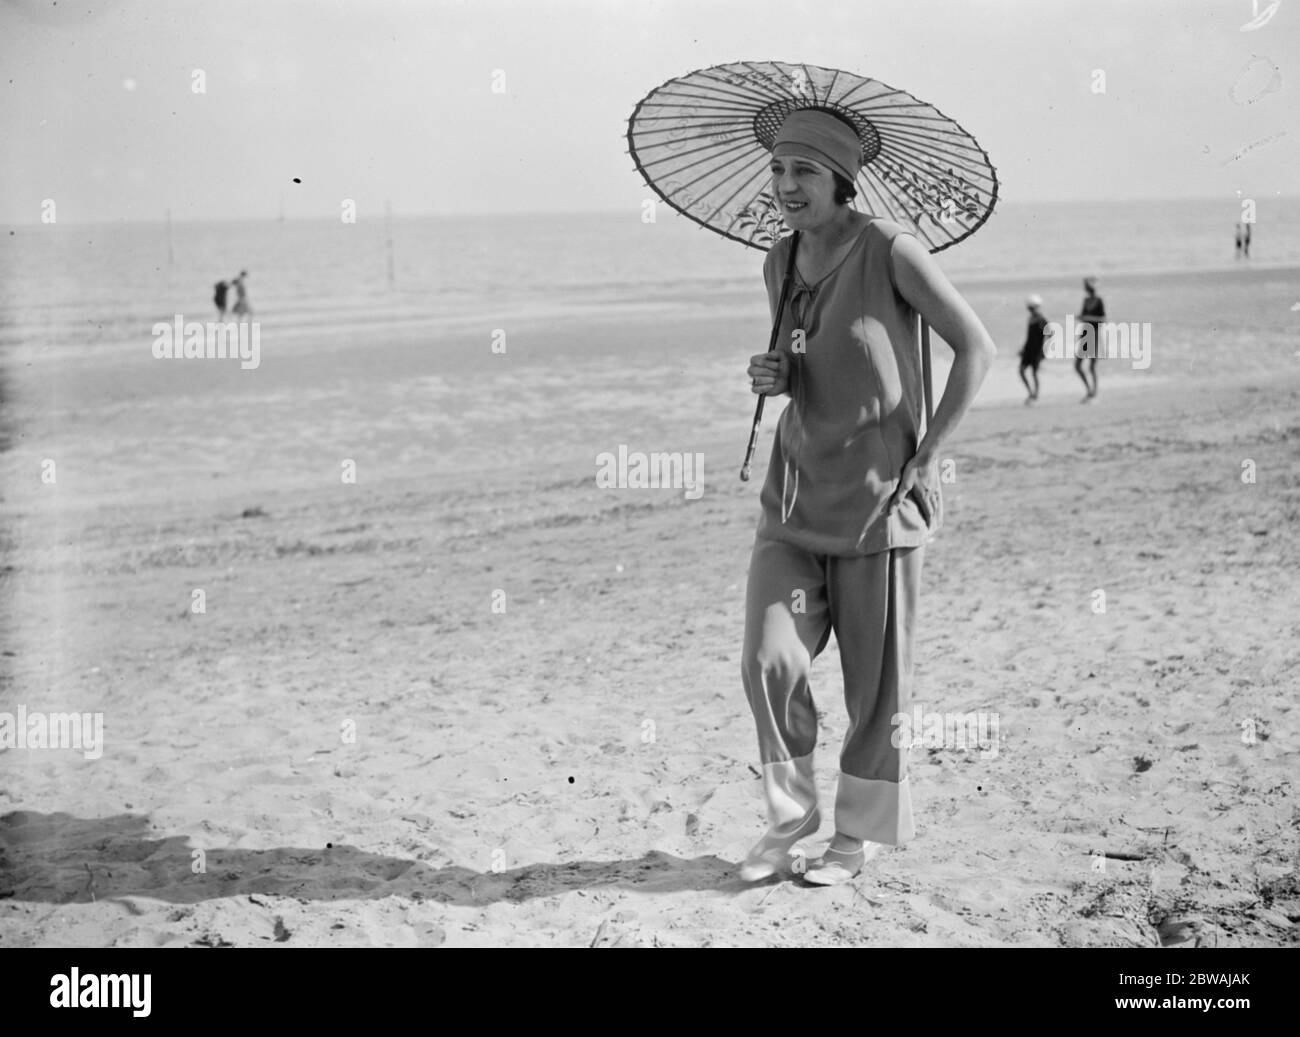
[1,0,1297,967]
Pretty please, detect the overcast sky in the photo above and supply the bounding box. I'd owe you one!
[1,0,1296,223]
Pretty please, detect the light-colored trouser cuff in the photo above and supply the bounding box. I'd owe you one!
[761,752,818,831]
[834,772,915,845]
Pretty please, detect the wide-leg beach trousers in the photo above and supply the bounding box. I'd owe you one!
[741,535,923,846]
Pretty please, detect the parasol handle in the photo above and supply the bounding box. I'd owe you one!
[740,232,800,481]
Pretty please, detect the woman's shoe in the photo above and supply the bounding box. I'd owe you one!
[802,841,879,886]
[738,809,821,882]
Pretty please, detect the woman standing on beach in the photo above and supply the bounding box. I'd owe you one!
[1019,294,1047,403]
[231,270,253,319]
[1074,276,1104,401]
[740,109,996,885]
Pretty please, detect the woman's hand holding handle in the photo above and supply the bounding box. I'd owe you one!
[748,351,789,396]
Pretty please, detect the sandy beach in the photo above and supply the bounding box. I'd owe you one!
[2,258,1298,947]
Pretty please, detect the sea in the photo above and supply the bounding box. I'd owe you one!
[2,197,1298,363]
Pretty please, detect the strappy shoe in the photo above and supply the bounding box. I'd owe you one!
[737,809,821,882]
[802,841,880,886]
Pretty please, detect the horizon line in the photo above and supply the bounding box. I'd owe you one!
[4,194,1299,228]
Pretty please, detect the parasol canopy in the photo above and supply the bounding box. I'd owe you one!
[627,59,998,254]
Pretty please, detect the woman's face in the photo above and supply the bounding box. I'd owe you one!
[770,153,839,231]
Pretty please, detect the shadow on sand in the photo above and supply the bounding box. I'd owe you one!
[0,810,758,909]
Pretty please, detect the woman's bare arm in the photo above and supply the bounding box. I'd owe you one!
[887,232,997,515]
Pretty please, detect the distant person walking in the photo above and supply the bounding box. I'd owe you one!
[213,280,229,319]
[1018,294,1047,404]
[1243,221,1252,258]
[1075,276,1105,402]
[231,270,252,318]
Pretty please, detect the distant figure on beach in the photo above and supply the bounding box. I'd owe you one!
[1019,294,1047,404]
[231,270,252,318]
[1075,276,1105,402]
[213,280,229,319]
[1235,223,1244,259]
[1243,221,1252,258]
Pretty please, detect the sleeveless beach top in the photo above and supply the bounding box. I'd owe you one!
[756,216,940,557]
